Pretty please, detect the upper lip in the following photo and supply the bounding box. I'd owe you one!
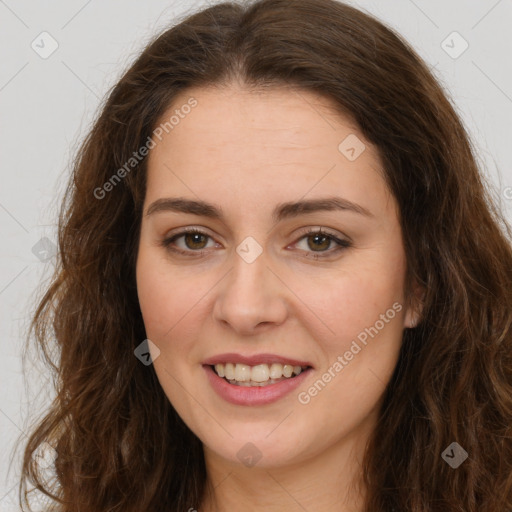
[203,353,313,368]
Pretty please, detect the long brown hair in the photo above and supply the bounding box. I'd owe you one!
[18,0,512,510]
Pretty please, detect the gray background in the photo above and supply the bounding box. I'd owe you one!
[1,0,511,509]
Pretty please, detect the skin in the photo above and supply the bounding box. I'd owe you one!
[136,84,423,512]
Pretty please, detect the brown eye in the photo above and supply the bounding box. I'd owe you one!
[161,228,216,255]
[182,232,208,250]
[294,228,352,259]
[306,233,332,251]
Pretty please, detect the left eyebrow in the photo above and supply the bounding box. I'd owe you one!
[144,196,374,221]
[272,197,374,221]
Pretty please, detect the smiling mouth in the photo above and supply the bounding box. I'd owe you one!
[211,362,312,386]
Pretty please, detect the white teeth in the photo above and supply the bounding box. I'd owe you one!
[282,365,293,378]
[216,364,225,378]
[269,363,283,379]
[224,363,235,380]
[234,364,252,382]
[251,364,270,382]
[213,362,306,384]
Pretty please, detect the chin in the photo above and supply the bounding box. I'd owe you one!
[203,427,312,469]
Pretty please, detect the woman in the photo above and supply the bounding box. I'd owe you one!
[19,0,512,510]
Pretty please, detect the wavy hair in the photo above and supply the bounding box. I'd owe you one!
[18,0,512,510]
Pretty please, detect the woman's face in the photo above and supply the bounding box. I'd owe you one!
[136,85,420,469]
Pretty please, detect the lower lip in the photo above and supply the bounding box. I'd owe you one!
[203,364,313,406]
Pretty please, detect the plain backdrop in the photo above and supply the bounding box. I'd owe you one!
[1,0,511,509]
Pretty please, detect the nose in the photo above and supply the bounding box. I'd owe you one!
[212,245,289,335]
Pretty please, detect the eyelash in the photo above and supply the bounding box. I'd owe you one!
[160,227,352,260]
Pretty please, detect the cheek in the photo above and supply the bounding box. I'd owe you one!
[136,248,187,340]
[292,252,407,352]
[136,247,213,367]
[136,257,169,334]
[297,272,405,422]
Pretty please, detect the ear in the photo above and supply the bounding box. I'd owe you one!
[403,279,426,329]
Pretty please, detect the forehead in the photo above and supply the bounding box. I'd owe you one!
[144,85,394,221]
[152,84,361,157]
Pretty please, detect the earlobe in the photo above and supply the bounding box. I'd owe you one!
[404,306,422,329]
[404,281,426,329]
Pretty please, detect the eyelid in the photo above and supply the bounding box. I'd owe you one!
[164,225,216,239]
[292,225,351,243]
